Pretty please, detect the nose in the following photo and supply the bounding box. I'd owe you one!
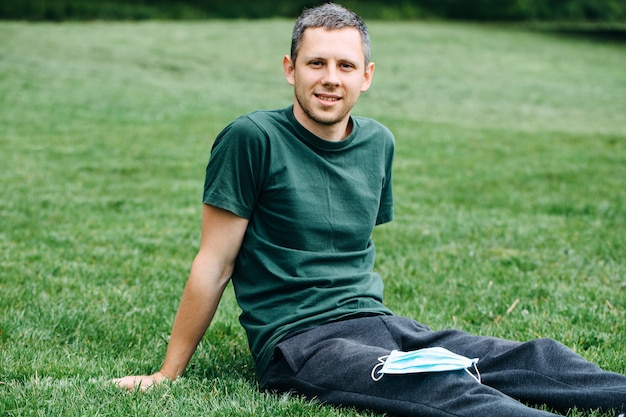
[321,65,340,87]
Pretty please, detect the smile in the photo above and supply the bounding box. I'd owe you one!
[316,94,341,102]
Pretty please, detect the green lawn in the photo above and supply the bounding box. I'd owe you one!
[1,20,625,416]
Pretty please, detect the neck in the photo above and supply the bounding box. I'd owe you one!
[314,119,352,142]
[292,106,352,142]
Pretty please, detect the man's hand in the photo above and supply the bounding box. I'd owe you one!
[110,371,169,391]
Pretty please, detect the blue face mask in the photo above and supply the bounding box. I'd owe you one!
[371,347,481,383]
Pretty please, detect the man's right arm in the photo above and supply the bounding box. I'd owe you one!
[111,204,249,390]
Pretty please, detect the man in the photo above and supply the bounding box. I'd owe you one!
[113,3,626,416]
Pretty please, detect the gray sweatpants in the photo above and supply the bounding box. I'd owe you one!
[260,315,626,416]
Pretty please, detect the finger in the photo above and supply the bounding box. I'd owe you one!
[109,376,145,390]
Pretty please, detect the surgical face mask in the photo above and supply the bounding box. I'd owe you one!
[371,347,481,383]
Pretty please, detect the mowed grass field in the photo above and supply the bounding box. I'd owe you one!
[1,19,625,416]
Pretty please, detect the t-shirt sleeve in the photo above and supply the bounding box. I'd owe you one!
[202,116,267,219]
[376,131,395,225]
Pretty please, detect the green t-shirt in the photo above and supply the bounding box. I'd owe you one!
[203,106,394,377]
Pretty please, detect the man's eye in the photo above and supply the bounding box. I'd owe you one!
[340,63,355,70]
[310,61,323,67]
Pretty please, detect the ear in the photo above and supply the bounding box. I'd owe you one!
[360,61,375,92]
[283,55,295,86]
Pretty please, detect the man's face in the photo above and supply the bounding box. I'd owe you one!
[283,27,374,141]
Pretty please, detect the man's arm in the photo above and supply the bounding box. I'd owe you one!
[112,204,249,390]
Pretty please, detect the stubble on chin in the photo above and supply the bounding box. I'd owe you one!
[297,97,348,127]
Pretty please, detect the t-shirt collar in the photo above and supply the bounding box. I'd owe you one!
[285,105,357,151]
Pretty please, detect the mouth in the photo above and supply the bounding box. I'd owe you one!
[315,94,341,104]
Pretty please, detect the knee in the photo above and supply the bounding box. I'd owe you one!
[525,338,582,363]
[531,337,569,351]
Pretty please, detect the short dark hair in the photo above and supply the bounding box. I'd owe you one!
[290,3,371,65]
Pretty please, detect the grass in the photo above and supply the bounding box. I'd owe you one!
[1,19,625,416]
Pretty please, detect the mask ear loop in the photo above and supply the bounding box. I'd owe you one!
[371,355,389,382]
[465,362,481,384]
